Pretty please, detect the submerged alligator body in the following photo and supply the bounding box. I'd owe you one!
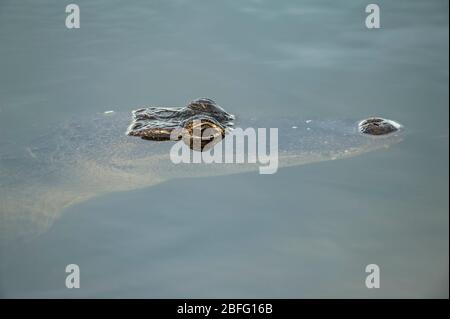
[0,98,404,238]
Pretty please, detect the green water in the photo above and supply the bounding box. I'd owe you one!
[0,0,448,298]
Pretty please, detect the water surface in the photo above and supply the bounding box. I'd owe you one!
[0,0,448,298]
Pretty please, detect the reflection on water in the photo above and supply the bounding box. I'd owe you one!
[0,0,448,298]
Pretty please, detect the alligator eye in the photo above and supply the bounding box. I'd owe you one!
[187,98,218,112]
[181,117,225,151]
[358,117,401,136]
[127,99,235,147]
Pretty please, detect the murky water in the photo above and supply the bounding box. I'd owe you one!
[0,0,448,298]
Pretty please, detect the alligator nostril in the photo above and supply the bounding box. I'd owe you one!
[359,117,401,136]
